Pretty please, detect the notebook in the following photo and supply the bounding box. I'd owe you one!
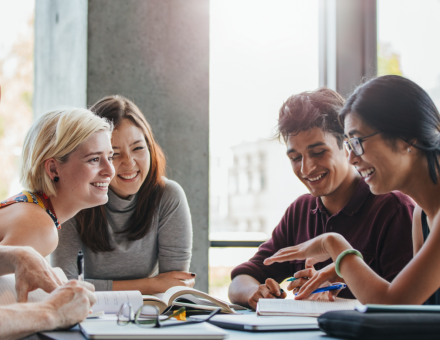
[257,298,359,317]
[356,304,440,313]
[190,313,318,331]
[79,320,228,339]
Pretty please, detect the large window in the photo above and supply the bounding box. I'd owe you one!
[209,0,318,299]
[377,0,440,108]
[0,0,34,200]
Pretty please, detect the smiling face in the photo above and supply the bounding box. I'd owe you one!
[286,127,352,197]
[110,119,151,198]
[344,112,412,194]
[55,130,114,209]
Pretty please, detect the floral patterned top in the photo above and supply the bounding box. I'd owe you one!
[0,190,60,229]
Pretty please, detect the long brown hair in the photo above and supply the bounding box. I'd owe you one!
[76,95,166,252]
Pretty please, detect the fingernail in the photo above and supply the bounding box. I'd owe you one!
[191,273,196,277]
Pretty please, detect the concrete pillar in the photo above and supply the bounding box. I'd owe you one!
[35,0,210,291]
[319,0,377,97]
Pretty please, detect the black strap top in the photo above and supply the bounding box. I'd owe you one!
[421,210,440,305]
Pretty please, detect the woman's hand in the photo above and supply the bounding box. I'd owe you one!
[291,262,344,301]
[264,233,342,267]
[146,271,196,294]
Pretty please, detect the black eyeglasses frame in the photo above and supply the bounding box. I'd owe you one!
[344,132,379,156]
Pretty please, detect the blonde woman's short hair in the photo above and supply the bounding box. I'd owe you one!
[20,108,113,196]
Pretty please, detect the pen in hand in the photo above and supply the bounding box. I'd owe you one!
[77,250,84,281]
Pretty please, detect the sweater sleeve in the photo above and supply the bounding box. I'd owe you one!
[51,218,113,291]
[156,180,193,273]
[231,206,293,284]
[51,218,82,280]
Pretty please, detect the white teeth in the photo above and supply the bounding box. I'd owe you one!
[120,173,137,180]
[308,173,325,182]
[92,182,109,187]
[360,168,375,177]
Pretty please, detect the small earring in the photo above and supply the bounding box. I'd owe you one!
[407,147,412,153]
[54,176,59,182]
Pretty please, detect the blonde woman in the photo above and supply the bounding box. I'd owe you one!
[0,87,97,340]
[0,107,115,257]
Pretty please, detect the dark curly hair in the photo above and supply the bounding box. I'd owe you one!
[276,88,345,149]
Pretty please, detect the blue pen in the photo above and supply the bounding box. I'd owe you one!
[294,283,346,296]
[287,277,298,282]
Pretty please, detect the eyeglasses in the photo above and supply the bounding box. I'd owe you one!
[117,303,221,328]
[344,132,379,156]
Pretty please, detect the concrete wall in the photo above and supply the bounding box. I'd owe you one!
[34,0,88,116]
[35,0,210,291]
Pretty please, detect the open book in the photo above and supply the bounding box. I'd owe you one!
[257,297,359,317]
[143,286,247,314]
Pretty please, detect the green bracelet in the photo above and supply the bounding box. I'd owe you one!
[335,249,363,278]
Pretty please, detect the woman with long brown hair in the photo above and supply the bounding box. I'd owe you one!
[52,95,194,294]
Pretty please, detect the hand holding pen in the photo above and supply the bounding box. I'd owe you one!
[77,250,84,281]
[286,260,344,301]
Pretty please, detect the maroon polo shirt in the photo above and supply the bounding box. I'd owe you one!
[231,178,414,299]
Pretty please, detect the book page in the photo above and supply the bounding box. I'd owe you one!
[258,298,359,315]
[163,286,235,313]
[93,291,143,314]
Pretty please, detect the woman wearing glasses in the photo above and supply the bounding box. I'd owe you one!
[265,75,440,305]
[52,96,194,295]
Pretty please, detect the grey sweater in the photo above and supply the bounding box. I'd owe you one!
[51,178,192,291]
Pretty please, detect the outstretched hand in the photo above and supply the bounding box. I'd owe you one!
[263,234,336,267]
[14,247,65,302]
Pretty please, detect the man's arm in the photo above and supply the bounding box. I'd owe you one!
[229,274,286,310]
[0,280,96,340]
[0,245,63,302]
[228,203,298,309]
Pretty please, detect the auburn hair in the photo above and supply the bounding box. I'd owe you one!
[276,88,345,148]
[76,95,166,252]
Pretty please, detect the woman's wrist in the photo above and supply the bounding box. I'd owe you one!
[324,233,352,261]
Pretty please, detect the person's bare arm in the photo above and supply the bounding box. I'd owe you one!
[113,271,195,294]
[0,245,64,302]
[228,274,286,310]
[412,205,424,256]
[265,225,440,305]
[0,204,58,257]
[0,280,96,340]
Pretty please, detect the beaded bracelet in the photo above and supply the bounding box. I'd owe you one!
[335,249,363,278]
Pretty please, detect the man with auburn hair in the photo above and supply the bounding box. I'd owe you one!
[228,88,414,309]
